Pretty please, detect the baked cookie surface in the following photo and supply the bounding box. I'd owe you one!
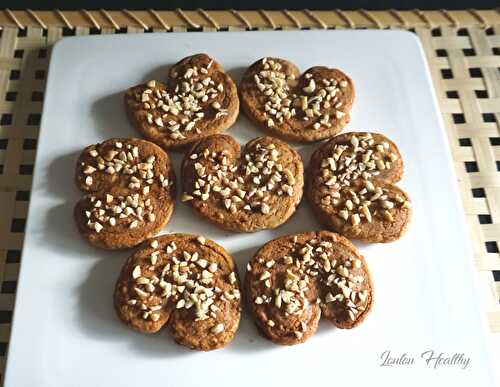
[240,57,355,143]
[114,233,241,351]
[125,53,239,150]
[180,134,304,232]
[245,231,373,345]
[74,138,176,249]
[307,132,412,243]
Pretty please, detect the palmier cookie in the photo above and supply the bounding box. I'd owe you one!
[245,231,373,345]
[114,234,241,351]
[180,134,304,232]
[240,57,355,143]
[307,132,412,243]
[125,53,239,150]
[74,138,175,249]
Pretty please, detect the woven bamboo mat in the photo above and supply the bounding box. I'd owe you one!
[0,8,499,380]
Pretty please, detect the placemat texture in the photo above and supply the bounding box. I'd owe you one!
[0,8,498,380]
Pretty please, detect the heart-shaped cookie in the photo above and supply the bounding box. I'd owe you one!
[125,54,239,150]
[74,138,176,249]
[307,132,412,243]
[114,233,241,351]
[180,134,304,232]
[245,231,373,345]
[240,57,355,143]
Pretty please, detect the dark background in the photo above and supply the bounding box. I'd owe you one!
[4,0,499,10]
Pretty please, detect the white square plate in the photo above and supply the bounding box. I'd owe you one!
[4,30,496,387]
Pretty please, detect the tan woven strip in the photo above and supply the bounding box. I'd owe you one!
[123,9,148,30]
[389,9,408,28]
[26,9,47,29]
[359,9,383,28]
[490,311,500,332]
[198,8,219,29]
[334,9,355,28]
[283,9,302,28]
[467,8,488,28]
[149,9,170,31]
[231,9,252,30]
[413,8,433,28]
[55,9,73,29]
[176,8,200,29]
[0,10,498,29]
[3,9,24,29]
[304,9,327,29]
[81,9,100,29]
[100,9,119,30]
[440,9,459,28]
[259,9,276,29]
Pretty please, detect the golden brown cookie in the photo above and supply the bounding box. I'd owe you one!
[74,138,176,249]
[307,132,412,243]
[114,234,241,351]
[180,134,304,232]
[125,53,239,150]
[240,57,355,143]
[245,231,373,345]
